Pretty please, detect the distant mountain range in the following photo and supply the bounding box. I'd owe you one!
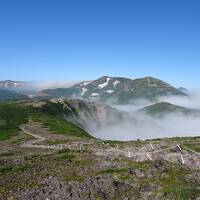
[0,80,25,89]
[0,80,28,101]
[0,76,189,105]
[0,80,78,96]
[37,76,187,103]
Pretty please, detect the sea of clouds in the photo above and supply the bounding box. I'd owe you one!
[89,90,200,141]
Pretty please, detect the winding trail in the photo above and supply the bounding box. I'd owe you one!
[19,126,45,143]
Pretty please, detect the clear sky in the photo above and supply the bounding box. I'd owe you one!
[0,0,200,88]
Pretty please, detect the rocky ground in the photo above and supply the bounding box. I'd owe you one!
[0,122,200,200]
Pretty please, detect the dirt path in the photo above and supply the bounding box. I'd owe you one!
[19,126,46,142]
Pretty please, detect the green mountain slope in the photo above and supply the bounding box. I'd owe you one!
[38,76,132,100]
[38,88,79,99]
[114,77,187,103]
[36,98,126,131]
[0,89,28,102]
[0,100,93,141]
[138,102,200,117]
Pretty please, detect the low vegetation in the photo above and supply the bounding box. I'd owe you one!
[182,143,200,152]
[55,149,75,161]
[161,164,200,199]
[0,101,92,141]
[96,168,128,175]
[0,164,28,175]
[0,102,28,140]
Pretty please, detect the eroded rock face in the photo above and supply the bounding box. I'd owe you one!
[38,99,128,132]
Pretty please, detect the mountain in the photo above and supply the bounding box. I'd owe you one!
[138,102,200,117]
[113,77,187,103]
[0,80,36,95]
[0,88,28,102]
[0,100,92,140]
[36,98,127,132]
[0,80,80,96]
[36,88,77,99]
[37,76,132,100]
[0,77,188,104]
[178,87,189,94]
[73,76,132,101]
[0,98,128,140]
[38,76,187,103]
[0,80,25,89]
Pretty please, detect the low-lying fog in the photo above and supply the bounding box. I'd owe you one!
[92,113,200,141]
[89,90,200,141]
[14,81,81,94]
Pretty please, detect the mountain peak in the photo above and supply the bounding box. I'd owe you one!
[36,76,188,103]
[99,75,110,79]
[134,76,172,87]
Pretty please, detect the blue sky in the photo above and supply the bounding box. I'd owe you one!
[0,0,200,88]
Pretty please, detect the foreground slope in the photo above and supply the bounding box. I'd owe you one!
[0,120,200,199]
[0,99,200,199]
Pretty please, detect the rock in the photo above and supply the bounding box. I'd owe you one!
[0,193,3,200]
[12,158,21,165]
[130,169,145,177]
[147,160,168,178]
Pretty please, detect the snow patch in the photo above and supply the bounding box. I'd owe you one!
[81,81,91,86]
[83,81,91,86]
[113,80,120,87]
[106,90,114,94]
[81,87,87,95]
[98,78,110,89]
[91,93,99,96]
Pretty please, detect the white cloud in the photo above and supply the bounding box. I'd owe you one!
[80,91,200,141]
[14,80,81,94]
